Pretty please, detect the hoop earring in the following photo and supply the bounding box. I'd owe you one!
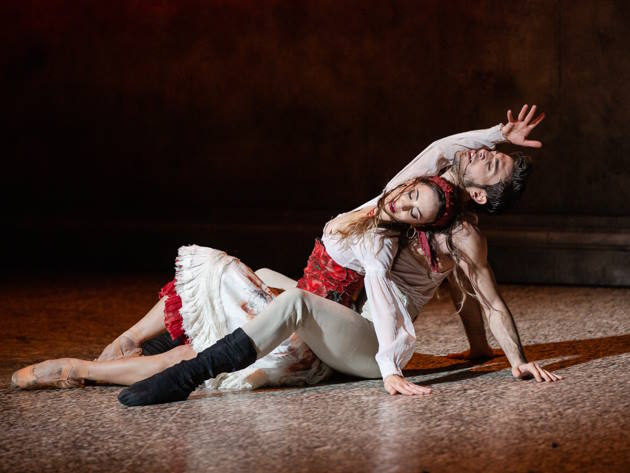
[406,226,418,239]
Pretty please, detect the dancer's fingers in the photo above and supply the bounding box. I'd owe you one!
[507,109,515,123]
[548,371,560,382]
[385,376,408,395]
[526,363,543,382]
[518,104,528,121]
[405,380,432,395]
[540,368,553,382]
[522,139,542,148]
[414,384,432,395]
[395,378,426,396]
[405,380,431,395]
[524,104,537,123]
[395,383,415,396]
[399,380,420,396]
[529,111,545,127]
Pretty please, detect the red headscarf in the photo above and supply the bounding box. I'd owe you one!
[424,175,457,229]
[417,176,458,272]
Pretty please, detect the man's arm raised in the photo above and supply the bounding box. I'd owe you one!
[449,223,562,382]
[385,104,545,192]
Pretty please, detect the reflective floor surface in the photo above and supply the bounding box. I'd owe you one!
[2,273,629,472]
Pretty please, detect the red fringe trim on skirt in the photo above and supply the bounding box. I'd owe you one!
[159,279,189,344]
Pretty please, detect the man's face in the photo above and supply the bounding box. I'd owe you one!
[458,149,514,188]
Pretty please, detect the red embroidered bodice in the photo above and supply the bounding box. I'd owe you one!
[296,239,364,307]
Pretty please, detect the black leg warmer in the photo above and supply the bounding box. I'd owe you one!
[141,332,184,356]
[118,328,258,406]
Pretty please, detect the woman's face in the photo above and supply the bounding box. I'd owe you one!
[381,181,441,226]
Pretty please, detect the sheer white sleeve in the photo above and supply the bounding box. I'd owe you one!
[352,233,417,379]
[384,124,507,191]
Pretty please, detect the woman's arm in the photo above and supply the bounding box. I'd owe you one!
[354,234,432,395]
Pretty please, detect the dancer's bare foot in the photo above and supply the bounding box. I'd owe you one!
[11,358,87,390]
[96,332,142,361]
[446,348,504,361]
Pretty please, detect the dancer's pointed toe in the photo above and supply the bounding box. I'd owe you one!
[11,359,84,390]
[11,366,33,389]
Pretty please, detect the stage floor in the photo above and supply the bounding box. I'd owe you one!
[2,273,629,473]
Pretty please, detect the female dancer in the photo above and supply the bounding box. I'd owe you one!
[12,175,459,396]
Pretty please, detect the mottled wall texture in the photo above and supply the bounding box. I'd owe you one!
[3,1,630,280]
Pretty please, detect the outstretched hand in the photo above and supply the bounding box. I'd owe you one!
[384,374,432,396]
[501,104,545,148]
[512,361,563,382]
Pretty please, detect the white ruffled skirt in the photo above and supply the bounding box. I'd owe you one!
[165,245,333,391]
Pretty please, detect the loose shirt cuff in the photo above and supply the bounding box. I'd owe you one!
[376,358,403,380]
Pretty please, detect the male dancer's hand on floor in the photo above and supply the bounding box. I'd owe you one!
[512,361,563,382]
[384,374,432,396]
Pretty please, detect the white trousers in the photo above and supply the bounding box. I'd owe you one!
[243,269,382,379]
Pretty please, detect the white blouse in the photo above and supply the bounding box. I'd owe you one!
[321,125,507,380]
[322,230,449,379]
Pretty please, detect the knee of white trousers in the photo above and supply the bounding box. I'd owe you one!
[255,268,297,289]
[242,288,312,358]
[254,267,271,277]
[254,268,273,285]
[274,287,311,330]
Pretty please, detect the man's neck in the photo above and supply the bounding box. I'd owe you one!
[440,157,472,204]
[440,166,461,188]
[440,152,463,187]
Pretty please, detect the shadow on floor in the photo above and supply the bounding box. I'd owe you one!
[401,334,630,385]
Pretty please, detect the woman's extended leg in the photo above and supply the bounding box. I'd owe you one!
[88,345,196,385]
[12,344,196,389]
[96,297,168,361]
[118,288,381,406]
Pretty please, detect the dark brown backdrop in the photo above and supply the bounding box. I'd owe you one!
[3,1,630,284]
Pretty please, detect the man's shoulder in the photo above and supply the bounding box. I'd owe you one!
[434,217,487,253]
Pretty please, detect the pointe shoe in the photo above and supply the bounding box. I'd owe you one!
[95,333,142,361]
[11,358,85,390]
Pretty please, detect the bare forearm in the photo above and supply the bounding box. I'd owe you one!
[447,275,491,354]
[485,307,527,367]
